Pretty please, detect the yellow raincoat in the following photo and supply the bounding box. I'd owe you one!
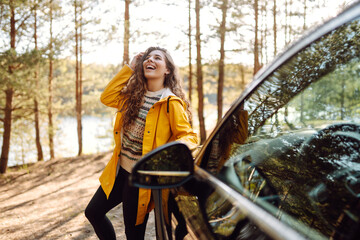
[99,65,198,225]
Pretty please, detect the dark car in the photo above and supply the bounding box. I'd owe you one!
[130,2,360,240]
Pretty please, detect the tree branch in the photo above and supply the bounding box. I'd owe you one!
[15,4,39,32]
[13,111,34,121]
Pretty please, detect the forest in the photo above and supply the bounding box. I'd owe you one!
[0,0,354,173]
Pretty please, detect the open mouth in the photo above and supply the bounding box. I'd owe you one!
[146,65,156,70]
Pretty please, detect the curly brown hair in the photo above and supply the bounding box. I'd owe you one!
[120,47,192,130]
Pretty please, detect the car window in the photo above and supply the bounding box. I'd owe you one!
[200,17,360,239]
[177,177,273,240]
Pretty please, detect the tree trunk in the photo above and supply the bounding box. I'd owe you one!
[0,88,13,173]
[34,99,43,161]
[217,0,227,123]
[284,0,288,45]
[48,0,55,159]
[195,0,206,143]
[10,2,15,49]
[289,0,293,43]
[123,0,130,66]
[240,64,245,91]
[303,0,307,31]
[79,1,83,156]
[340,77,345,120]
[0,2,15,174]
[188,0,193,125]
[263,0,268,64]
[299,0,308,126]
[33,0,44,161]
[273,0,277,56]
[74,0,82,156]
[260,0,264,66]
[253,0,260,75]
[300,92,305,125]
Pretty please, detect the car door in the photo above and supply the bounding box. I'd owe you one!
[170,3,360,240]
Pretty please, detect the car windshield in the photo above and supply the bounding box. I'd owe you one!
[246,19,360,137]
[201,16,360,239]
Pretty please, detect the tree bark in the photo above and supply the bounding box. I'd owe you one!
[195,0,206,143]
[289,0,293,43]
[33,0,44,161]
[263,0,268,64]
[284,0,288,45]
[260,0,264,66]
[253,0,260,75]
[303,0,307,31]
[240,64,245,90]
[188,0,193,125]
[48,0,55,159]
[273,0,277,56]
[123,0,130,66]
[0,2,15,174]
[217,0,227,123]
[74,0,82,156]
[0,88,13,173]
[340,77,345,120]
[79,1,83,156]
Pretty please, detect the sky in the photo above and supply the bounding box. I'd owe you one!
[82,0,198,66]
[80,0,357,68]
[0,0,356,67]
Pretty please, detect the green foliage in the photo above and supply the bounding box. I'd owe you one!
[0,49,43,87]
[82,63,120,116]
[0,48,46,125]
[46,59,120,116]
[296,60,360,122]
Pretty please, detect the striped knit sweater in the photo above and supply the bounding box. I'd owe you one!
[119,88,165,173]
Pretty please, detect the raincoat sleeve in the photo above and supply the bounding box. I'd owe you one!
[168,100,199,151]
[100,64,134,108]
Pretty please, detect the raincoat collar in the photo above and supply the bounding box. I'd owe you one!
[159,87,176,100]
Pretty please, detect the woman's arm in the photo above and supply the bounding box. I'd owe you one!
[100,53,143,108]
[168,100,199,151]
[100,65,134,108]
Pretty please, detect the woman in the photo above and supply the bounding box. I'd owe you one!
[85,46,198,239]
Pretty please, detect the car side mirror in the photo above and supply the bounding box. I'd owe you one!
[130,142,194,189]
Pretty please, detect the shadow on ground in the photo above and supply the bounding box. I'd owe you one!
[0,152,155,240]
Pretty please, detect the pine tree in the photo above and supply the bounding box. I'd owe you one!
[217,0,228,122]
[195,0,206,143]
[33,0,44,161]
[123,0,130,66]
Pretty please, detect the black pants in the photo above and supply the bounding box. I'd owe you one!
[85,167,149,240]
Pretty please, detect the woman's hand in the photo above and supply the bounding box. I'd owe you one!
[129,52,144,70]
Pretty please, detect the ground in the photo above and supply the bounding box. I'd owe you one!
[0,152,156,240]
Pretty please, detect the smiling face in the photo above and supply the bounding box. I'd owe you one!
[142,50,170,85]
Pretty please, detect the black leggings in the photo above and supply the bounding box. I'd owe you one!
[85,167,149,240]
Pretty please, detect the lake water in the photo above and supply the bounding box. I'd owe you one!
[6,115,114,167]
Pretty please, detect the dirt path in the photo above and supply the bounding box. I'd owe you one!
[0,152,155,240]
